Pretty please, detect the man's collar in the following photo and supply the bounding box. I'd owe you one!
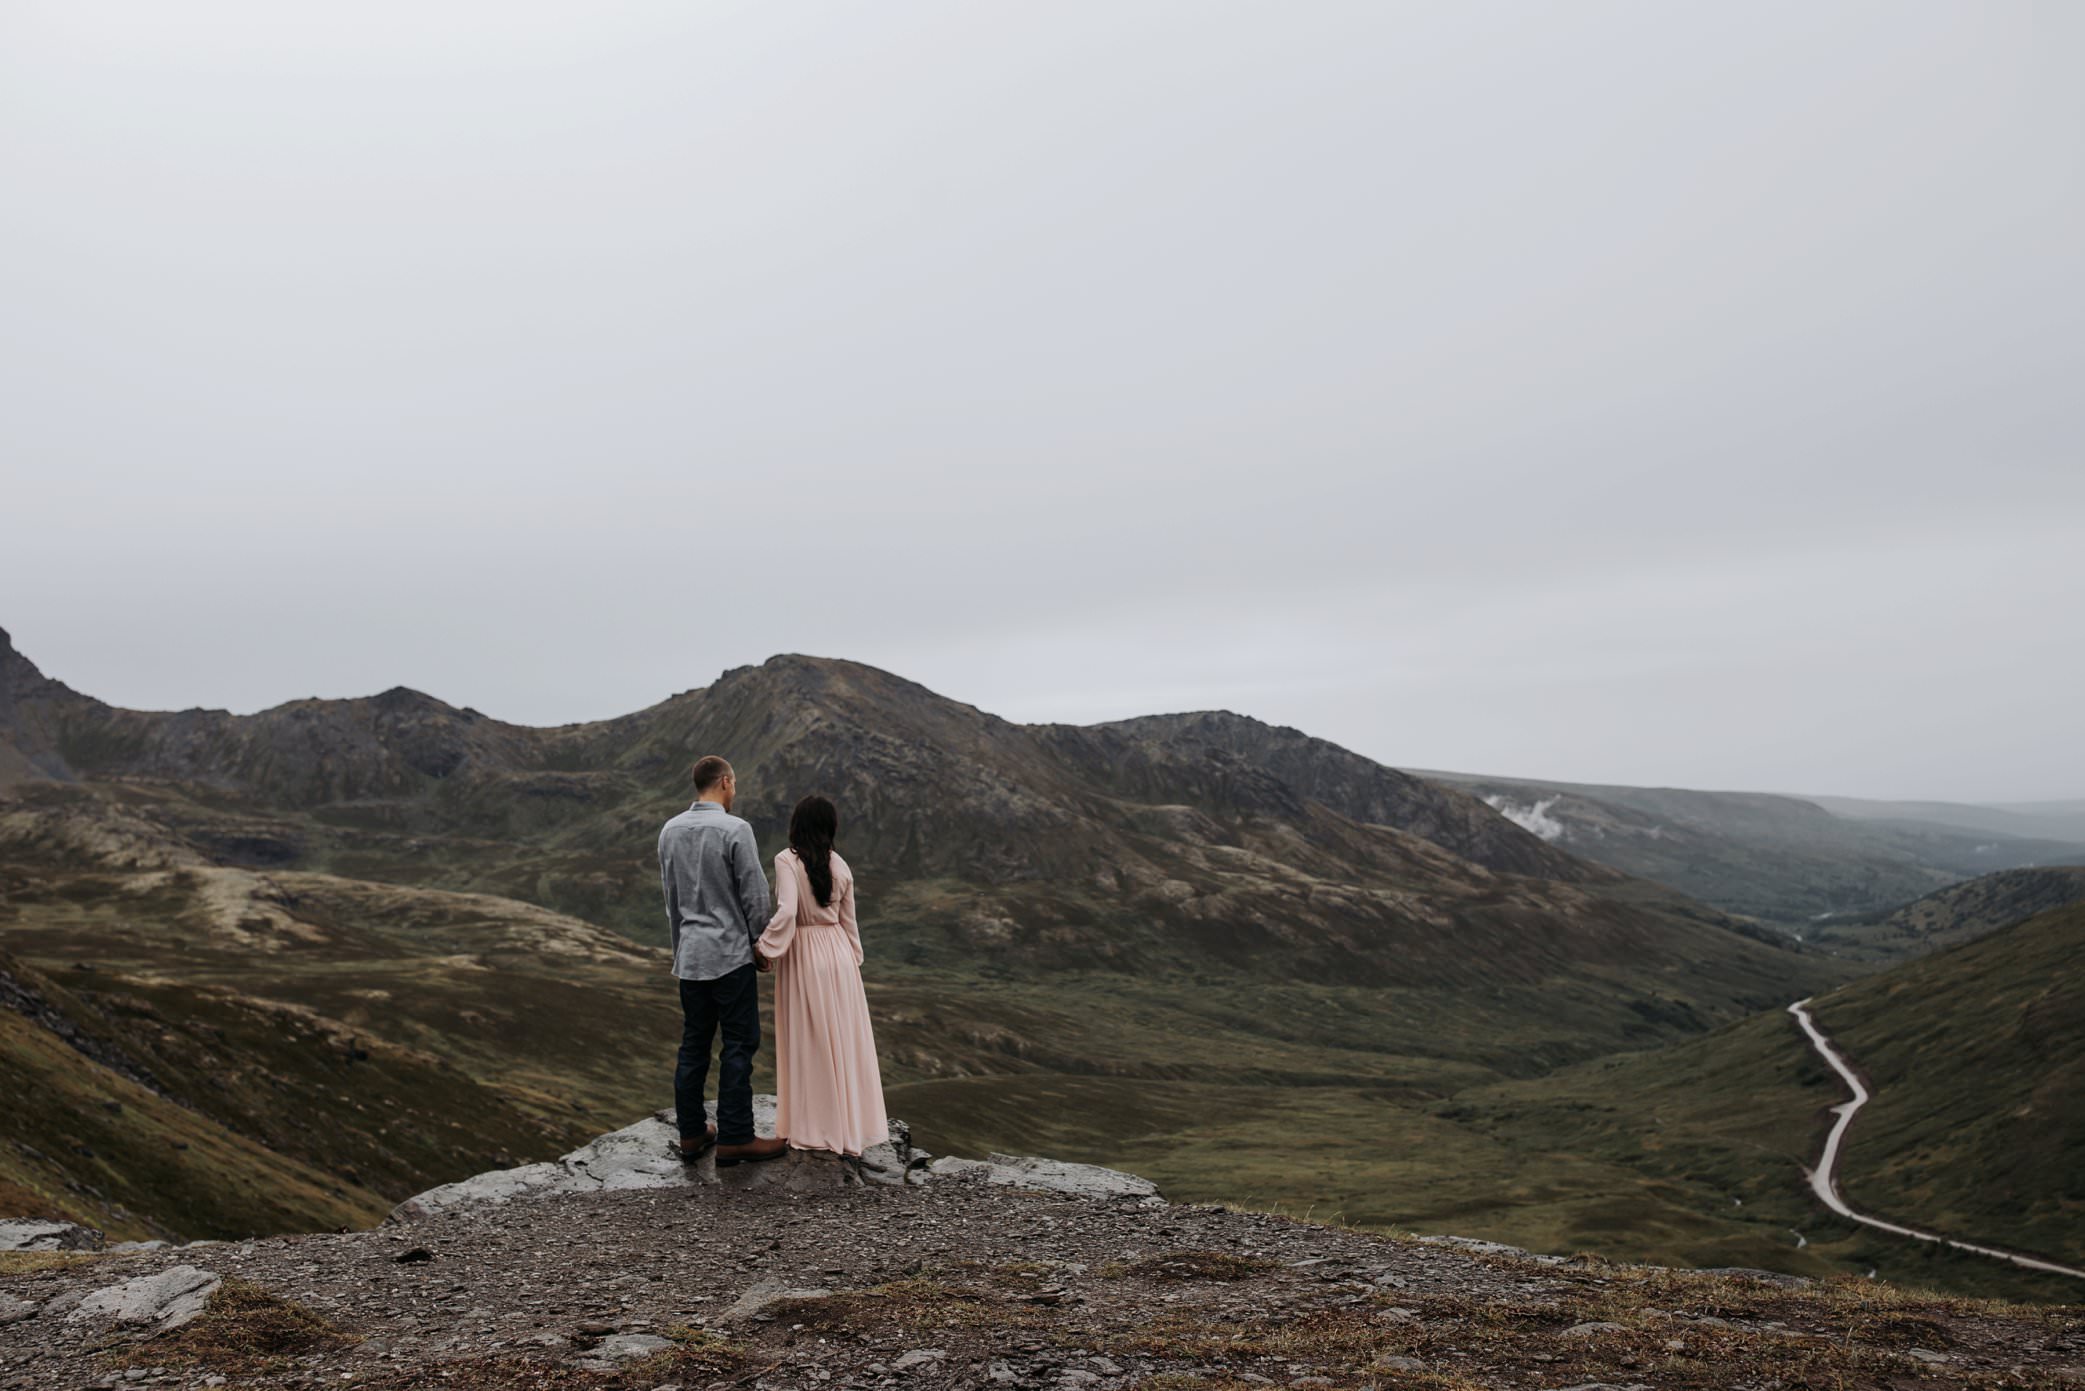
[689,799,727,812]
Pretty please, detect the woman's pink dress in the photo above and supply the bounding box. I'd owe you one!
[756,848,889,1157]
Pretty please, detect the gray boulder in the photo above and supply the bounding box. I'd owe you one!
[575,1332,675,1368]
[718,1280,832,1323]
[388,1098,1163,1222]
[66,1265,222,1331]
[928,1153,1161,1201]
[0,1219,103,1252]
[388,1097,925,1222]
[1417,1234,1566,1265]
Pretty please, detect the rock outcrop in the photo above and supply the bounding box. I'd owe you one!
[927,1153,1160,1200]
[387,1099,1159,1223]
[0,1221,102,1253]
[63,1265,221,1332]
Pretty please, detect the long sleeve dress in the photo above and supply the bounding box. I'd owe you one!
[756,848,889,1157]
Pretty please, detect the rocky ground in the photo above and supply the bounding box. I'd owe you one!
[2,1113,2080,1391]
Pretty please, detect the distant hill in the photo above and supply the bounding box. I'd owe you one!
[1804,866,2085,959]
[1420,769,2085,936]
[1806,793,2085,846]
[0,623,1837,1241]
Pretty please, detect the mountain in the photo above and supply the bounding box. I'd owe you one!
[1420,768,2085,936]
[0,631,1814,1002]
[0,625,1839,1250]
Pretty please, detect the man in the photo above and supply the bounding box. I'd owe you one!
[658,755,787,1165]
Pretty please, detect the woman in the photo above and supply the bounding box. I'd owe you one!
[755,795,889,1157]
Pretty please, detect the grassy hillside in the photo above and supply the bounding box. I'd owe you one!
[0,780,1831,1237]
[0,798,678,1237]
[1811,901,2085,1267]
[1423,769,2085,935]
[0,948,385,1240]
[1341,888,2085,1302]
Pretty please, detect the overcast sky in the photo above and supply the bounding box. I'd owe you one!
[3,2,2080,802]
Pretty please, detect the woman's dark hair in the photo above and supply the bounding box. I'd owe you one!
[788,795,839,907]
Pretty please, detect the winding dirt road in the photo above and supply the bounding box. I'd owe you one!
[1787,998,2085,1282]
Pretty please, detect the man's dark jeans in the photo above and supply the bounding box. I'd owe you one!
[675,963,760,1145]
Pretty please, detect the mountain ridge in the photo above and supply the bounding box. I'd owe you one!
[0,633,1623,892]
[0,623,1841,1260]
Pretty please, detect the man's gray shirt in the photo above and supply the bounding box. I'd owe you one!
[658,801,772,981]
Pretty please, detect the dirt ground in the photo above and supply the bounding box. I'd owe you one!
[2,1173,2079,1391]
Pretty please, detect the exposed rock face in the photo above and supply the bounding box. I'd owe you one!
[928,1153,1162,1201]
[388,1102,1158,1222]
[385,1100,915,1221]
[0,1220,103,1252]
[1086,710,1601,883]
[0,627,91,787]
[64,1264,221,1331]
[574,1332,675,1368]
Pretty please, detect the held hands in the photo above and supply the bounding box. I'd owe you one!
[754,950,776,973]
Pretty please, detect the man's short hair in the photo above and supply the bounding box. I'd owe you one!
[690,755,734,793]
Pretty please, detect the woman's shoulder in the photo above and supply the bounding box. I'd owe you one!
[775,847,799,866]
[831,851,854,881]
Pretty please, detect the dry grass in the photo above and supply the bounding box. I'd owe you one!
[986,1258,1058,1286]
[1497,1260,2080,1334]
[106,1278,357,1375]
[348,1330,750,1391]
[1111,1307,1414,1364]
[1104,1249,1281,1283]
[1130,1371,1487,1391]
[1107,1271,2085,1391]
[631,1328,752,1382]
[358,1354,673,1390]
[0,1250,103,1275]
[765,1276,1059,1335]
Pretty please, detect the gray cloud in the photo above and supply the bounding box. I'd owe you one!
[3,1,2080,800]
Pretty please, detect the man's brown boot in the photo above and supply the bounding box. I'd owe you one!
[674,1125,717,1164]
[715,1135,788,1167]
